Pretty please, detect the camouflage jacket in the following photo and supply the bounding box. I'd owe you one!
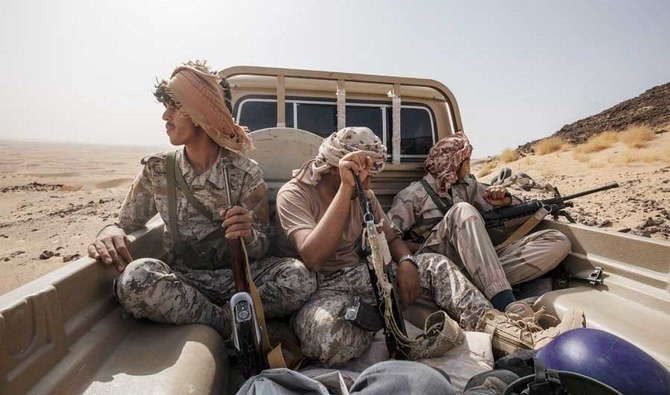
[388,174,499,241]
[118,147,270,260]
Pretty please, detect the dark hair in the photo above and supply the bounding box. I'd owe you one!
[219,77,233,114]
[153,80,176,107]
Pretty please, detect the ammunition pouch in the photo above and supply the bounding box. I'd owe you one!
[344,296,385,332]
[173,227,231,270]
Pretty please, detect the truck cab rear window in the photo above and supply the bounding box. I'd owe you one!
[237,100,293,130]
[236,98,435,159]
[395,107,434,157]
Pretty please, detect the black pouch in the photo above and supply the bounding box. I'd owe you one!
[175,227,232,270]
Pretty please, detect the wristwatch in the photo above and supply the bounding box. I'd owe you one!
[399,254,419,271]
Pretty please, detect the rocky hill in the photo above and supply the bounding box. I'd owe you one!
[518,82,670,153]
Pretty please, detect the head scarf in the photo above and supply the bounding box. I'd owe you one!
[424,132,473,197]
[155,61,253,152]
[293,127,387,185]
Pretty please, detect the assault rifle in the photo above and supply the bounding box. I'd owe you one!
[224,165,266,378]
[354,175,411,360]
[483,183,619,229]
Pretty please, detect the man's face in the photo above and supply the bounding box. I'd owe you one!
[162,104,200,146]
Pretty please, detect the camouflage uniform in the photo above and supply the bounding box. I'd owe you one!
[114,148,316,335]
[277,127,491,366]
[388,174,571,299]
[293,253,492,367]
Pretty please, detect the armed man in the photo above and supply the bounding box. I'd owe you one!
[87,61,315,342]
[388,132,576,324]
[274,127,573,364]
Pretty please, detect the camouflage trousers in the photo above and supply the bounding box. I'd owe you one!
[114,256,316,336]
[293,253,492,367]
[421,202,571,299]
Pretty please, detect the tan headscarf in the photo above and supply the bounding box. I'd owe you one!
[293,127,387,185]
[424,132,473,197]
[156,62,253,152]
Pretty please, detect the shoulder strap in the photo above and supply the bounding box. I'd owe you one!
[420,179,453,215]
[167,151,180,243]
[172,152,215,220]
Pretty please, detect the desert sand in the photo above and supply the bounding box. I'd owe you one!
[1,134,669,294]
[0,140,165,294]
[472,131,670,239]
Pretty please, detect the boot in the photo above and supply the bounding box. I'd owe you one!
[505,301,534,318]
[480,308,585,356]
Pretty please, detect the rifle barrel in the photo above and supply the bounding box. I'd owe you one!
[560,183,619,201]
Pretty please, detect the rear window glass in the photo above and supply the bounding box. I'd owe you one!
[237,101,293,130]
[296,103,337,137]
[346,106,384,141]
[387,107,434,156]
[402,107,434,155]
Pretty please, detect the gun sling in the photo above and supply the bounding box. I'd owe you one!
[420,179,453,214]
[166,151,288,369]
[419,178,546,249]
[494,206,549,251]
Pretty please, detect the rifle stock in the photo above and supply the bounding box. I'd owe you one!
[225,166,266,378]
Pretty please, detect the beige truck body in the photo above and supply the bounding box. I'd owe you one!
[1,66,669,394]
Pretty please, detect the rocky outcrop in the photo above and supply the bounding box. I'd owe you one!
[518,82,670,154]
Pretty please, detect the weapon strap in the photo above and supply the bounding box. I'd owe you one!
[167,150,214,242]
[420,179,453,214]
[169,151,213,219]
[495,206,550,251]
[166,151,180,243]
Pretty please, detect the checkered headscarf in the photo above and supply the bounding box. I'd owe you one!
[293,127,387,185]
[424,132,472,197]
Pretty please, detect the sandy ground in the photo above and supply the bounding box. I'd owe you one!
[1,135,669,295]
[472,132,670,239]
[0,140,164,294]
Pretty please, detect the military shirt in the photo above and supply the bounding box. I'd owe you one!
[118,147,270,260]
[388,174,496,241]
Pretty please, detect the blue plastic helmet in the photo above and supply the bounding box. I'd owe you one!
[536,328,670,395]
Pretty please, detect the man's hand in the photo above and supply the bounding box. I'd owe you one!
[484,186,512,207]
[88,225,132,272]
[396,260,420,307]
[221,206,254,243]
[338,151,378,190]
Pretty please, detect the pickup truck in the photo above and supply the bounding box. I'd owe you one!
[1,66,668,394]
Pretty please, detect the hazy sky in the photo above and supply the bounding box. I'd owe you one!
[1,0,669,157]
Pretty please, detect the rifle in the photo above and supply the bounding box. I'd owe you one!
[354,175,411,360]
[483,183,619,229]
[224,165,266,378]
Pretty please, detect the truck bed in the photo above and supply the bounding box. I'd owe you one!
[2,218,668,394]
